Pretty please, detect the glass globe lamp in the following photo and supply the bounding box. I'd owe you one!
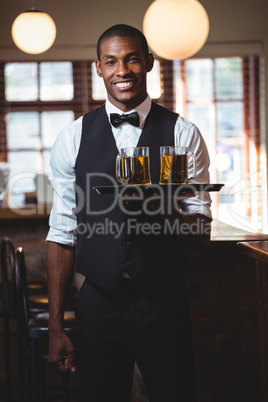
[11,10,56,54]
[143,0,209,60]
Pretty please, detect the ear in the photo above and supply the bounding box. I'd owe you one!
[95,59,103,77]
[146,53,154,73]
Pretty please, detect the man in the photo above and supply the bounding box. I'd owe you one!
[46,24,212,401]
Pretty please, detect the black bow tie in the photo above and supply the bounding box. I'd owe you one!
[110,111,140,128]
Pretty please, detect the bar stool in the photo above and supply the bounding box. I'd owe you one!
[15,246,79,402]
[0,238,15,402]
[0,237,50,401]
[0,237,78,401]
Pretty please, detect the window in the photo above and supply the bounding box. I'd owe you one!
[5,62,74,101]
[2,62,75,207]
[0,57,264,233]
[174,57,263,232]
[0,60,163,208]
[6,111,74,206]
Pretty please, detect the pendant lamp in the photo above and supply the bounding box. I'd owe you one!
[11,0,56,54]
[143,0,209,60]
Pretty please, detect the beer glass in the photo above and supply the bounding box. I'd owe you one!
[159,146,196,184]
[116,147,151,185]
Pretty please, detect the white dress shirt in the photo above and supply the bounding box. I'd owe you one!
[46,96,212,246]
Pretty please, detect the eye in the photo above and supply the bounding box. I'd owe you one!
[105,60,116,65]
[128,57,139,63]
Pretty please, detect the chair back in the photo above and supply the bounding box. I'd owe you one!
[0,238,16,402]
[0,237,16,318]
[15,247,30,336]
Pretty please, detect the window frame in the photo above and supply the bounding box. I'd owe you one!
[0,59,167,162]
[174,55,263,232]
[0,55,265,232]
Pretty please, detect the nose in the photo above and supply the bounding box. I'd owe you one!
[116,61,130,76]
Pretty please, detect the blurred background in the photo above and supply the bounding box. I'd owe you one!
[1,1,268,401]
[0,0,267,232]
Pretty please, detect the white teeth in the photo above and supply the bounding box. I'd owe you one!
[116,82,132,88]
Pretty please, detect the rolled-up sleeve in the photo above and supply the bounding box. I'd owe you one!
[174,116,212,221]
[46,117,83,246]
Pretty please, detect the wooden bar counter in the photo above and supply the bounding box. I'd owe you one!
[237,241,268,402]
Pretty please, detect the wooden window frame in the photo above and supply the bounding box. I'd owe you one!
[173,56,262,231]
[0,58,263,230]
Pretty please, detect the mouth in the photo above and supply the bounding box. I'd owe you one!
[114,80,136,89]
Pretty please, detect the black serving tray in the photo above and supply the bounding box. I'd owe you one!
[93,183,224,195]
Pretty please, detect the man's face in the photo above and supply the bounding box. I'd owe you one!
[95,36,154,112]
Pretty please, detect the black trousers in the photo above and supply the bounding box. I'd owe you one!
[75,276,197,402]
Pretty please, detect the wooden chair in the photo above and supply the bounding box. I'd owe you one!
[0,237,50,401]
[0,237,78,401]
[15,246,79,402]
[0,238,16,402]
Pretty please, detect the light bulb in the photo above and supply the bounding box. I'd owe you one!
[11,11,56,54]
[143,0,209,60]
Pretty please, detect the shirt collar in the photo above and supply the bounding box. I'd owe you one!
[105,96,152,128]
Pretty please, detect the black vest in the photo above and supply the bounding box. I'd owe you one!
[75,102,187,292]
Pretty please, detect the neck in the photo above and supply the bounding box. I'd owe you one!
[107,94,148,113]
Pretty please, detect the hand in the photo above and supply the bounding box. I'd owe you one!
[47,331,76,373]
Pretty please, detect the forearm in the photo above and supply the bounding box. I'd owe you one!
[46,241,76,335]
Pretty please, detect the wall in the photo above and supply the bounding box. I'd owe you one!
[0,216,83,287]
[0,0,268,49]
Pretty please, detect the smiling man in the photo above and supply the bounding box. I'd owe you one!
[95,33,153,111]
[46,24,212,402]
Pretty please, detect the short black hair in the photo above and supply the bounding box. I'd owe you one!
[97,24,149,60]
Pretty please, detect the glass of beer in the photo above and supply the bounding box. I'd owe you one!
[116,147,151,185]
[159,146,196,184]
